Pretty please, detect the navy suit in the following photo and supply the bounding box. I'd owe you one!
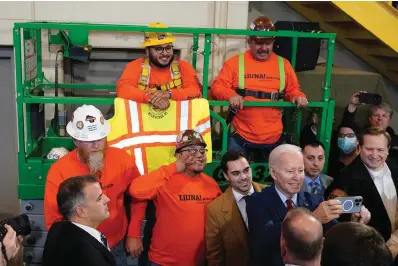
[247,184,337,266]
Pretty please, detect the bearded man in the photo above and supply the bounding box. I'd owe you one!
[116,22,202,110]
[44,105,145,266]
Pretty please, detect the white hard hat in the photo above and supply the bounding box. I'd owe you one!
[66,105,110,141]
[47,147,69,160]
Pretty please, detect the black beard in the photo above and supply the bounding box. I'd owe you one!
[149,53,174,69]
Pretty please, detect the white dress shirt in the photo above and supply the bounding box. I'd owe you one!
[232,185,255,229]
[72,222,110,250]
[366,163,398,232]
[275,186,298,208]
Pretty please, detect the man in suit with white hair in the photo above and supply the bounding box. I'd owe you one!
[247,144,371,266]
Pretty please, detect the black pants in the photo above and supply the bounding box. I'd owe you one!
[138,200,156,266]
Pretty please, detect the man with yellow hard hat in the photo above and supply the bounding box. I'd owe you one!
[117,22,202,265]
[116,22,202,111]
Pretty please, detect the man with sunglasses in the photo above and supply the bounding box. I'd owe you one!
[129,129,222,266]
[211,16,308,162]
[116,22,202,110]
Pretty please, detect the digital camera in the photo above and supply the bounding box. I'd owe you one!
[0,214,31,242]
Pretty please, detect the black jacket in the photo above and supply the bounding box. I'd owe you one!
[328,156,398,241]
[42,221,116,266]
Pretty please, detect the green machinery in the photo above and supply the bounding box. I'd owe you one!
[13,22,336,199]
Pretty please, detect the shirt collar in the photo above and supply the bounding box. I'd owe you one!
[304,174,321,187]
[275,185,298,206]
[232,185,255,203]
[72,222,102,242]
[365,163,387,180]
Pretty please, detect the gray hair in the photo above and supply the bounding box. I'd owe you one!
[370,102,393,118]
[56,175,98,221]
[269,144,302,168]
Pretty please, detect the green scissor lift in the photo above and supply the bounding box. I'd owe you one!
[13,22,336,200]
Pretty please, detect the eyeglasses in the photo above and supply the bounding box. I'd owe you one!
[179,148,208,155]
[152,45,174,54]
[338,133,356,138]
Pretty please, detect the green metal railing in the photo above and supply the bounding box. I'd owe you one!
[13,22,336,198]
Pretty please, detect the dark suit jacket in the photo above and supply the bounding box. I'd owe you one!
[42,221,116,266]
[205,182,265,266]
[247,184,337,266]
[329,156,398,241]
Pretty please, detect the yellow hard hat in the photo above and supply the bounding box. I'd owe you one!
[141,22,176,47]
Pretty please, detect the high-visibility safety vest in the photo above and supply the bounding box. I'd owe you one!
[107,98,212,175]
[227,53,286,130]
[137,59,183,91]
[237,52,285,93]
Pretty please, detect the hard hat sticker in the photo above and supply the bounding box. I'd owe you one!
[100,116,105,125]
[85,115,96,123]
[76,121,84,130]
[157,35,166,40]
[87,125,97,131]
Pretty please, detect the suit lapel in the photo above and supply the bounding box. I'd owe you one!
[355,160,382,196]
[388,163,398,195]
[71,223,115,266]
[319,174,327,189]
[222,187,247,247]
[353,160,388,219]
[268,185,288,221]
[297,191,311,209]
[90,237,115,265]
[252,182,263,192]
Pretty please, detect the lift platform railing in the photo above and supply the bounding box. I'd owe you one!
[13,22,336,198]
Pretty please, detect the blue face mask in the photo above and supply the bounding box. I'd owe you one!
[337,137,357,154]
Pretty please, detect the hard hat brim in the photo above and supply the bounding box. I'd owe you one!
[141,37,176,47]
[66,120,111,142]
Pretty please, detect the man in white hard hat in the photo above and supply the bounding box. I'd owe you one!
[44,105,145,266]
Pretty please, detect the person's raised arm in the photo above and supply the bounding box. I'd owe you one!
[129,152,196,200]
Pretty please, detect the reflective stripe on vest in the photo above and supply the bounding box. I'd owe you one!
[137,59,183,91]
[107,98,212,175]
[238,53,285,93]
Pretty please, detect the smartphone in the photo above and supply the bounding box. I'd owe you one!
[358,93,382,105]
[335,196,363,213]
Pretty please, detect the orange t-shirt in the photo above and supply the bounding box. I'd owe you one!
[211,51,306,144]
[116,58,202,102]
[130,163,222,266]
[44,147,146,248]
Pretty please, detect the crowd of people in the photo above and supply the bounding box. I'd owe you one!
[1,15,397,266]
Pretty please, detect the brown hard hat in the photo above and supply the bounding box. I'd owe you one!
[249,16,275,39]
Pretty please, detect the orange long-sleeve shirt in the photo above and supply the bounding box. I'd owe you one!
[116,58,202,102]
[211,50,306,144]
[130,163,222,266]
[44,147,146,248]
